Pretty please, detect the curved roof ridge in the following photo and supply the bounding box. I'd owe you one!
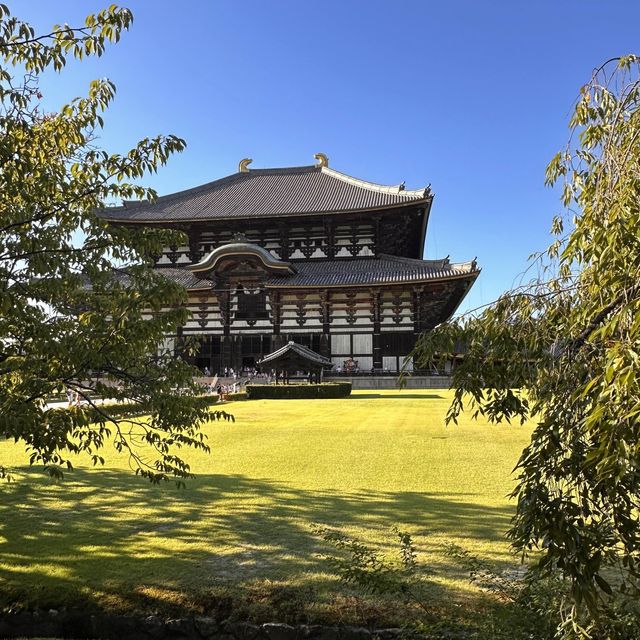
[450,259,479,272]
[376,254,479,274]
[245,165,318,175]
[321,166,429,198]
[188,241,296,275]
[378,253,451,267]
[98,162,432,222]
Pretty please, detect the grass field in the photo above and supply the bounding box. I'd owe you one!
[0,390,533,625]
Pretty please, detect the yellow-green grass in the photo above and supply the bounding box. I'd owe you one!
[0,390,533,624]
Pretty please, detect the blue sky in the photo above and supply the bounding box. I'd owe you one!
[18,1,640,313]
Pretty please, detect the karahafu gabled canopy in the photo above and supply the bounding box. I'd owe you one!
[257,341,333,383]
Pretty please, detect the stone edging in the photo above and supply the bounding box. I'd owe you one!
[0,611,406,640]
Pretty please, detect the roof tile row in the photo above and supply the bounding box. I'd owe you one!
[156,254,478,291]
[100,165,430,223]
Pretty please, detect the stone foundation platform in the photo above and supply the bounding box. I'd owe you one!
[324,376,452,390]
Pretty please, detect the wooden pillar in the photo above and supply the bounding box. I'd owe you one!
[371,288,382,370]
[320,289,331,358]
[278,223,291,260]
[221,336,232,371]
[218,288,232,370]
[268,290,284,354]
[269,290,281,334]
[319,333,330,359]
[187,226,204,263]
[325,219,336,259]
[168,243,179,264]
[372,215,381,257]
[233,335,242,372]
[413,286,423,333]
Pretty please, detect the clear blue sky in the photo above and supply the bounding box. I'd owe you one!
[18,1,640,313]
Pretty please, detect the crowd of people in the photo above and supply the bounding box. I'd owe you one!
[199,365,265,401]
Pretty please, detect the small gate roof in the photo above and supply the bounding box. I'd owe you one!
[258,341,333,368]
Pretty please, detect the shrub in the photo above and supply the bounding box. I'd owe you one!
[246,383,351,400]
[225,391,248,402]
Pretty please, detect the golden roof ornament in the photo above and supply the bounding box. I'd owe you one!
[238,158,252,173]
[314,152,329,168]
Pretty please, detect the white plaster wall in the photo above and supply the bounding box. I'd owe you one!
[383,356,397,371]
[353,333,372,353]
[331,334,351,354]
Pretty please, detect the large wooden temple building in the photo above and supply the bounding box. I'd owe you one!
[99,155,479,374]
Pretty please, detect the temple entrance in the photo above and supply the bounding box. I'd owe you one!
[239,335,271,372]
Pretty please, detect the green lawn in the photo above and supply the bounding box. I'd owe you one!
[0,390,533,625]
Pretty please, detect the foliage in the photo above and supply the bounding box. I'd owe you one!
[246,382,352,399]
[315,526,562,639]
[413,56,640,636]
[224,391,248,402]
[313,525,435,621]
[448,544,640,640]
[0,4,231,483]
[446,543,567,631]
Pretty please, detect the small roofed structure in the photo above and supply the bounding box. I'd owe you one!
[258,341,333,383]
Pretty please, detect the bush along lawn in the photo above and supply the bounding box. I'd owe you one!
[246,382,352,399]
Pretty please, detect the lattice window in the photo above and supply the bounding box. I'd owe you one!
[236,286,269,322]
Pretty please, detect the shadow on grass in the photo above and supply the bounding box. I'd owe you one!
[0,468,514,621]
[350,393,444,399]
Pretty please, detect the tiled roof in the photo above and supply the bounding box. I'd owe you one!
[263,255,478,288]
[80,267,213,292]
[155,254,478,290]
[258,341,333,367]
[99,165,431,223]
[151,267,213,290]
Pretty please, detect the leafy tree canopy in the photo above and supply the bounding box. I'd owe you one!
[0,4,229,484]
[414,56,640,637]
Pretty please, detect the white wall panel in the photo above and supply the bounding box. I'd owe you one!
[353,333,372,354]
[383,356,397,371]
[331,334,350,354]
[402,357,414,372]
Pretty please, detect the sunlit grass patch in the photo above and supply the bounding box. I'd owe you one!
[0,390,532,625]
